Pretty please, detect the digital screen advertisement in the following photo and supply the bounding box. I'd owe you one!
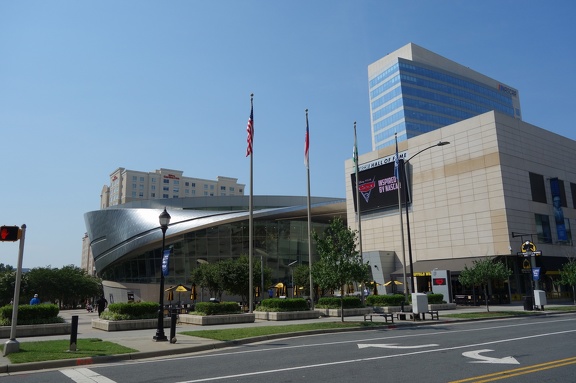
[351,159,409,213]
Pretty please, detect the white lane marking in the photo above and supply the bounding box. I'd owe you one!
[462,349,519,364]
[358,343,438,349]
[174,329,576,382]
[61,368,117,383]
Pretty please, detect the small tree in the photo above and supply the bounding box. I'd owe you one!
[311,218,369,321]
[191,262,224,301]
[556,259,576,305]
[458,257,511,312]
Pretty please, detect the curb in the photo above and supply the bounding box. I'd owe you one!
[2,310,573,374]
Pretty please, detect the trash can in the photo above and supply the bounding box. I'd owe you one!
[523,296,533,311]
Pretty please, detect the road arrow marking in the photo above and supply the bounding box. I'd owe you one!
[462,349,519,364]
[358,343,438,349]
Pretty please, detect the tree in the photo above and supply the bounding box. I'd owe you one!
[220,256,271,306]
[293,265,313,296]
[458,258,512,312]
[311,218,369,321]
[556,259,576,305]
[191,262,224,301]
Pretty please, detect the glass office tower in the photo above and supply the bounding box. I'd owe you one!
[368,43,521,150]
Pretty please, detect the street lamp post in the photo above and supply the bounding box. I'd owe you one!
[153,208,171,342]
[288,260,297,298]
[403,141,450,294]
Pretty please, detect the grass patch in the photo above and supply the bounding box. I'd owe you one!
[1,338,136,364]
[180,321,382,341]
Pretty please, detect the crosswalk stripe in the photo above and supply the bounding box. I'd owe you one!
[61,368,117,383]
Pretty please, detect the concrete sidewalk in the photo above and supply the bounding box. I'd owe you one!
[1,302,573,374]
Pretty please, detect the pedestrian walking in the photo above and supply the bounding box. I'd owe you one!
[96,295,108,317]
[30,294,40,305]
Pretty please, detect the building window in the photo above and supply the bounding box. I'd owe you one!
[151,185,156,190]
[210,185,214,190]
[191,190,196,195]
[152,178,156,183]
[191,183,196,187]
[174,180,179,185]
[173,195,178,198]
[535,214,552,243]
[220,186,226,191]
[139,192,144,197]
[230,187,235,192]
[529,172,547,203]
[204,191,208,196]
[163,194,169,198]
[132,176,137,181]
[163,186,169,191]
[132,183,137,189]
[571,183,576,208]
[239,189,243,193]
[151,193,156,198]
[173,188,179,193]
[185,189,189,194]
[185,182,189,186]
[139,184,144,190]
[204,184,208,189]
[131,191,136,197]
[163,179,170,184]
[140,177,144,182]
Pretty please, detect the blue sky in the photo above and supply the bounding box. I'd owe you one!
[1,1,575,269]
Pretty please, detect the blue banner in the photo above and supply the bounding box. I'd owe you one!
[549,178,567,241]
[162,248,171,276]
[532,267,541,281]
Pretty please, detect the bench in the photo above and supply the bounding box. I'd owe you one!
[395,311,418,321]
[395,310,439,321]
[422,310,439,320]
[363,313,394,324]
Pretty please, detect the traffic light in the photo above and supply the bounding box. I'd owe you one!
[0,226,21,242]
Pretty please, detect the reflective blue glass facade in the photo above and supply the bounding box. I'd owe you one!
[369,49,520,149]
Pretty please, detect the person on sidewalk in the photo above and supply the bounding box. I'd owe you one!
[30,294,40,305]
[96,295,108,317]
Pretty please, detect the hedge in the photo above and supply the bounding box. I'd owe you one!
[0,303,61,325]
[255,298,309,312]
[316,296,363,309]
[107,301,158,317]
[366,294,406,306]
[194,301,242,315]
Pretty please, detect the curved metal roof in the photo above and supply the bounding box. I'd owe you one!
[84,195,345,272]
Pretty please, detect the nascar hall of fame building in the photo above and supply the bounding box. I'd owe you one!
[346,110,576,303]
[84,196,345,304]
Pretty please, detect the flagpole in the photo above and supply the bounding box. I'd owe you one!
[305,109,314,309]
[353,123,364,298]
[247,93,254,313]
[395,133,408,301]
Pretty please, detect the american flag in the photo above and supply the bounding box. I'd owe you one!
[246,101,254,157]
[304,111,309,168]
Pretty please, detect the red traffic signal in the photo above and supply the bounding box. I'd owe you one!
[0,226,21,242]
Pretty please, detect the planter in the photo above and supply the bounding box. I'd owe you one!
[429,303,456,311]
[317,307,372,317]
[0,323,70,338]
[178,313,255,326]
[92,317,171,332]
[254,310,320,321]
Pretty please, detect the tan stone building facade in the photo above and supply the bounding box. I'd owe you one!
[346,111,576,301]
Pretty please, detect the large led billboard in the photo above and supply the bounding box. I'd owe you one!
[351,158,409,213]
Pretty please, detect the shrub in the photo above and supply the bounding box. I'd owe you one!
[0,304,62,325]
[316,296,363,309]
[426,293,444,304]
[366,294,406,306]
[194,302,241,315]
[255,298,309,312]
[103,301,158,320]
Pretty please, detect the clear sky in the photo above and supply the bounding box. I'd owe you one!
[1,1,575,269]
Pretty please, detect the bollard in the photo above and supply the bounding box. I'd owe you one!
[69,315,78,351]
[170,313,177,343]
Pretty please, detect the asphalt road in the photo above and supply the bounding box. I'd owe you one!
[3,315,576,383]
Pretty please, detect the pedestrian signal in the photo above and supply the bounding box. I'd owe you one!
[0,226,21,242]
